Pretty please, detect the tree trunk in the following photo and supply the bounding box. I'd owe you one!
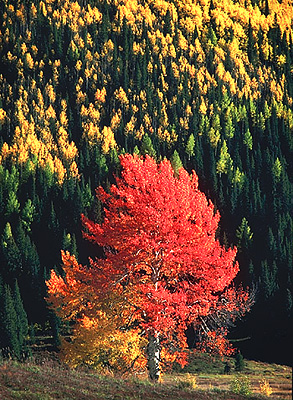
[147,332,161,381]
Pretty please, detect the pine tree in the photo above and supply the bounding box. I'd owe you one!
[170,150,183,175]
[1,223,22,279]
[235,350,245,371]
[186,134,195,160]
[13,280,29,357]
[141,134,157,159]
[236,218,253,251]
[0,284,20,359]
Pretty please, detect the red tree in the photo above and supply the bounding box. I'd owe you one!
[81,154,252,380]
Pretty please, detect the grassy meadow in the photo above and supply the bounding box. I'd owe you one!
[0,352,291,400]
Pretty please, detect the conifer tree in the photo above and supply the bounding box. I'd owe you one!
[141,134,156,159]
[0,284,20,359]
[1,223,22,279]
[13,280,29,356]
[186,134,195,160]
[170,150,183,175]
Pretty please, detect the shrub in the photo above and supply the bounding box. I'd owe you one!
[260,379,273,396]
[175,373,197,390]
[230,375,252,396]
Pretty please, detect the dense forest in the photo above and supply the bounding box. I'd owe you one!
[0,0,292,367]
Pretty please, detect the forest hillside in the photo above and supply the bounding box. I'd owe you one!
[0,0,292,366]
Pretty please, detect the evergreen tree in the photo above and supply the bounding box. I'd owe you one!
[236,217,253,251]
[0,284,20,359]
[170,150,183,176]
[21,199,35,233]
[186,134,195,160]
[235,351,245,371]
[1,223,22,279]
[141,134,157,159]
[13,280,29,357]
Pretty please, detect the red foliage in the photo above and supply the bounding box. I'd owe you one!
[81,154,251,366]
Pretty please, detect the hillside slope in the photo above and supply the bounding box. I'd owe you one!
[0,0,292,365]
[0,354,292,400]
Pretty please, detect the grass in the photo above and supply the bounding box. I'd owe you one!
[0,352,291,400]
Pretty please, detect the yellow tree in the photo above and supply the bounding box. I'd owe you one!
[47,251,147,373]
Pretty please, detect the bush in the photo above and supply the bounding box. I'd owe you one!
[230,375,252,396]
[260,379,273,397]
[175,373,197,390]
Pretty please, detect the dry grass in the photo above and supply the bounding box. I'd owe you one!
[0,352,291,400]
[166,353,292,400]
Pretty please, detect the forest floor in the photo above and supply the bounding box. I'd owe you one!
[0,351,291,400]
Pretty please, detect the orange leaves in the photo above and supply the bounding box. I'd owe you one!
[46,250,147,373]
[47,270,68,298]
[94,87,107,103]
[114,87,129,108]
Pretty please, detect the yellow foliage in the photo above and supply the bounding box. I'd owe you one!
[47,251,147,373]
[45,83,56,103]
[259,379,273,397]
[0,108,7,125]
[199,98,207,115]
[1,0,293,179]
[114,87,129,108]
[25,53,34,69]
[125,116,137,135]
[45,105,56,120]
[75,60,82,71]
[95,87,107,103]
[54,157,66,185]
[61,317,147,373]
[101,126,116,154]
[110,110,122,131]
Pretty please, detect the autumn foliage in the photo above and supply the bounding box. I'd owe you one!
[47,251,147,372]
[47,154,252,378]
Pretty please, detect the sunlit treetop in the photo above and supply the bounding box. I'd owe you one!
[0,0,293,183]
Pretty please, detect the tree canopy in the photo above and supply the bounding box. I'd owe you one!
[47,154,252,379]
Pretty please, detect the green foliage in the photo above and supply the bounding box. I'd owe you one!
[186,134,195,159]
[243,129,253,150]
[234,351,245,372]
[230,375,252,396]
[21,199,35,232]
[5,191,20,216]
[13,280,29,354]
[62,231,78,258]
[1,223,22,278]
[141,134,156,159]
[236,218,253,251]
[261,260,279,299]
[216,140,233,175]
[272,157,282,182]
[170,150,183,175]
[0,283,20,359]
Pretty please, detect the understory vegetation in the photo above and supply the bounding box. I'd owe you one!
[0,351,291,400]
